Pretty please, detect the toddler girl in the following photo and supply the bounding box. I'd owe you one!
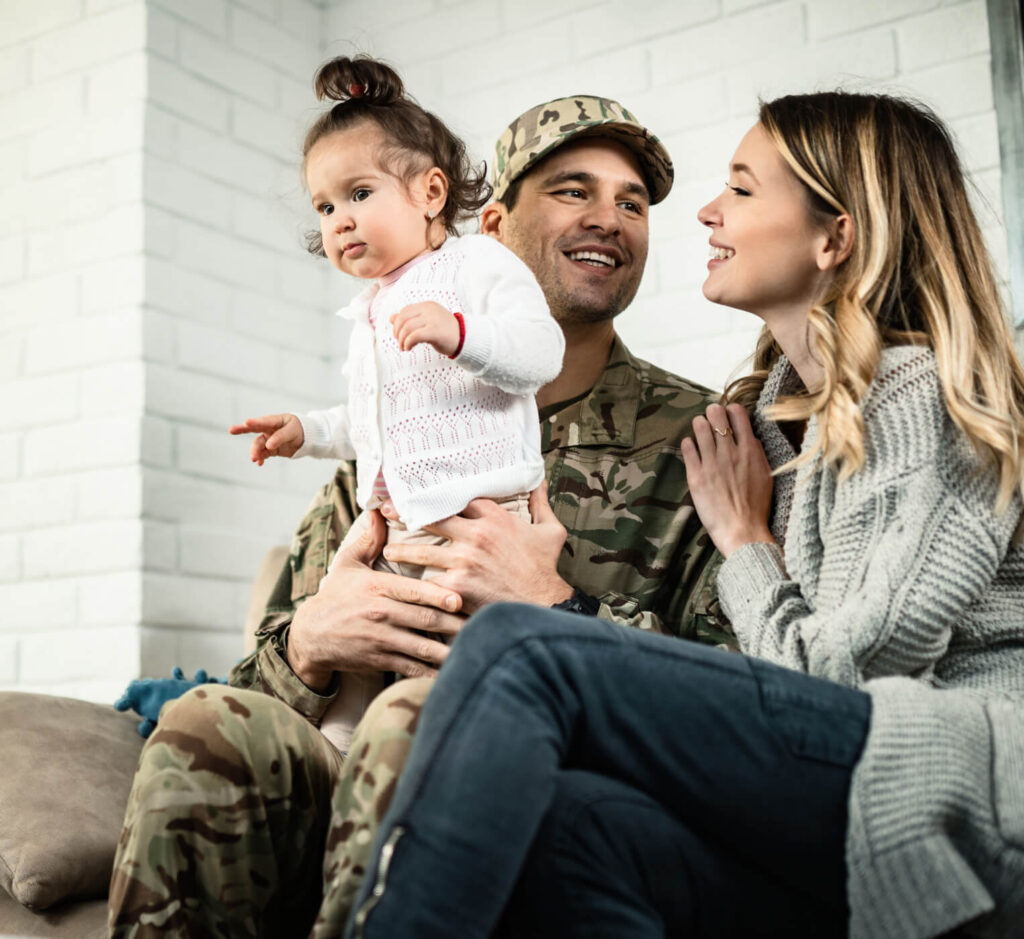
[230,55,564,752]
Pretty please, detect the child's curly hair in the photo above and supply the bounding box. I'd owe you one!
[303,55,491,256]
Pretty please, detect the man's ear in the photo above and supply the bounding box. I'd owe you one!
[480,201,509,242]
[817,213,854,271]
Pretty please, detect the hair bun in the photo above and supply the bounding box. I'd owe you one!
[314,55,404,106]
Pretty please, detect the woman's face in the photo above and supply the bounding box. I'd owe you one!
[697,123,832,327]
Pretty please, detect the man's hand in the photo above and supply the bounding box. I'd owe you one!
[381,482,573,615]
[229,413,304,465]
[286,509,466,693]
[391,302,461,355]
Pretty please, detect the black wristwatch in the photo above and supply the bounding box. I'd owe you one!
[551,588,601,617]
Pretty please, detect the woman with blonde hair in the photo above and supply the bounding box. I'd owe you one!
[344,93,1024,939]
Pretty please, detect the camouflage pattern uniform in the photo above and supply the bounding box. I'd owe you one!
[109,92,733,936]
[108,683,345,939]
[108,337,732,937]
[306,337,735,935]
[491,95,675,205]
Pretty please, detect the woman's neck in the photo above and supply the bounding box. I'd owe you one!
[763,309,824,391]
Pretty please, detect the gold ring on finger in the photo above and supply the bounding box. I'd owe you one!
[713,426,732,438]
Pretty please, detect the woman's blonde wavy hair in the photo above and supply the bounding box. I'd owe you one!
[724,92,1024,511]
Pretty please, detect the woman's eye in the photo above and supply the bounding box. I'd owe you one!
[726,183,751,197]
[353,188,371,202]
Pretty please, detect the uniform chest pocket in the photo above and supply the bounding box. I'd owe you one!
[289,504,337,603]
[987,698,1024,848]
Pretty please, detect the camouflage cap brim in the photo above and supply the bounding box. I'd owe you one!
[492,95,674,205]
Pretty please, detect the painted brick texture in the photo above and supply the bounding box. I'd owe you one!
[1,0,342,699]
[331,0,1008,391]
[1,0,146,699]
[134,0,345,691]
[1,0,1012,700]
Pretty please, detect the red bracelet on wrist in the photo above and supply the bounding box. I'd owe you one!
[449,311,466,358]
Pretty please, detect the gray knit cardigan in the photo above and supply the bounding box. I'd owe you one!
[716,346,1024,938]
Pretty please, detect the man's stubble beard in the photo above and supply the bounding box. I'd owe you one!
[546,280,638,326]
[507,230,645,328]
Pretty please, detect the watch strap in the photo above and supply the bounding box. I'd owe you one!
[550,588,601,617]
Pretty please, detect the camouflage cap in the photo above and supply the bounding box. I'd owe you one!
[492,95,674,205]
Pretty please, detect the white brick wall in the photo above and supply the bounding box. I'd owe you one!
[1,0,1014,700]
[0,0,147,698]
[1,0,341,699]
[136,0,344,689]
[333,0,1009,391]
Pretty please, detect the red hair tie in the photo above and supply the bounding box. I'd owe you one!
[348,83,366,97]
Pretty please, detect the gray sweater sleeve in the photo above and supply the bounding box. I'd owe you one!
[716,350,1018,688]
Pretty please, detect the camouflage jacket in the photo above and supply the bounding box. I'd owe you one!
[230,336,734,721]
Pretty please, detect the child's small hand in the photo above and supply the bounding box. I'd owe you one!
[391,302,461,356]
[229,413,304,465]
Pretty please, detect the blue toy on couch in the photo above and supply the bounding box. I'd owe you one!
[114,667,226,737]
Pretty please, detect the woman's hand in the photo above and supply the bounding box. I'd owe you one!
[680,402,775,558]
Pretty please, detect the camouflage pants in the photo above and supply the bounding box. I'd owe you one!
[311,677,432,937]
[108,679,430,938]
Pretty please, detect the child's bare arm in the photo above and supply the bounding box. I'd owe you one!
[391,302,461,356]
[229,414,305,465]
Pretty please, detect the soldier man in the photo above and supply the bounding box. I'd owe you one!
[109,96,731,937]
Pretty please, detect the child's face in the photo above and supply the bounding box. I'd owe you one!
[306,124,435,279]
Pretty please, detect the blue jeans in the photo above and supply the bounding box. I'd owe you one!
[345,604,871,938]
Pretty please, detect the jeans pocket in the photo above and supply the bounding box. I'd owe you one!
[749,658,871,768]
[986,699,1024,848]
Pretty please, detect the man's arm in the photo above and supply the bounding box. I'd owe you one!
[579,492,736,648]
[380,484,737,650]
[229,464,464,724]
[284,512,463,689]
[379,485,572,613]
[229,463,358,716]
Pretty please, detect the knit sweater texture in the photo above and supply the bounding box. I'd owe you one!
[295,235,563,531]
[717,345,1024,938]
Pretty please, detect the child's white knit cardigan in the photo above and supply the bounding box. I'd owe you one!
[296,234,564,531]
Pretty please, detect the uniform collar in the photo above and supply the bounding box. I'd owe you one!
[541,334,641,450]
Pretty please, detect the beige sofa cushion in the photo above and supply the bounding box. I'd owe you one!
[244,544,290,656]
[0,693,142,911]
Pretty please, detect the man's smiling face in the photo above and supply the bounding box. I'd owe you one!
[500,138,650,326]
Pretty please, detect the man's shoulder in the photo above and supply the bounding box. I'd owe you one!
[612,341,718,409]
[634,354,714,397]
[579,338,717,452]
